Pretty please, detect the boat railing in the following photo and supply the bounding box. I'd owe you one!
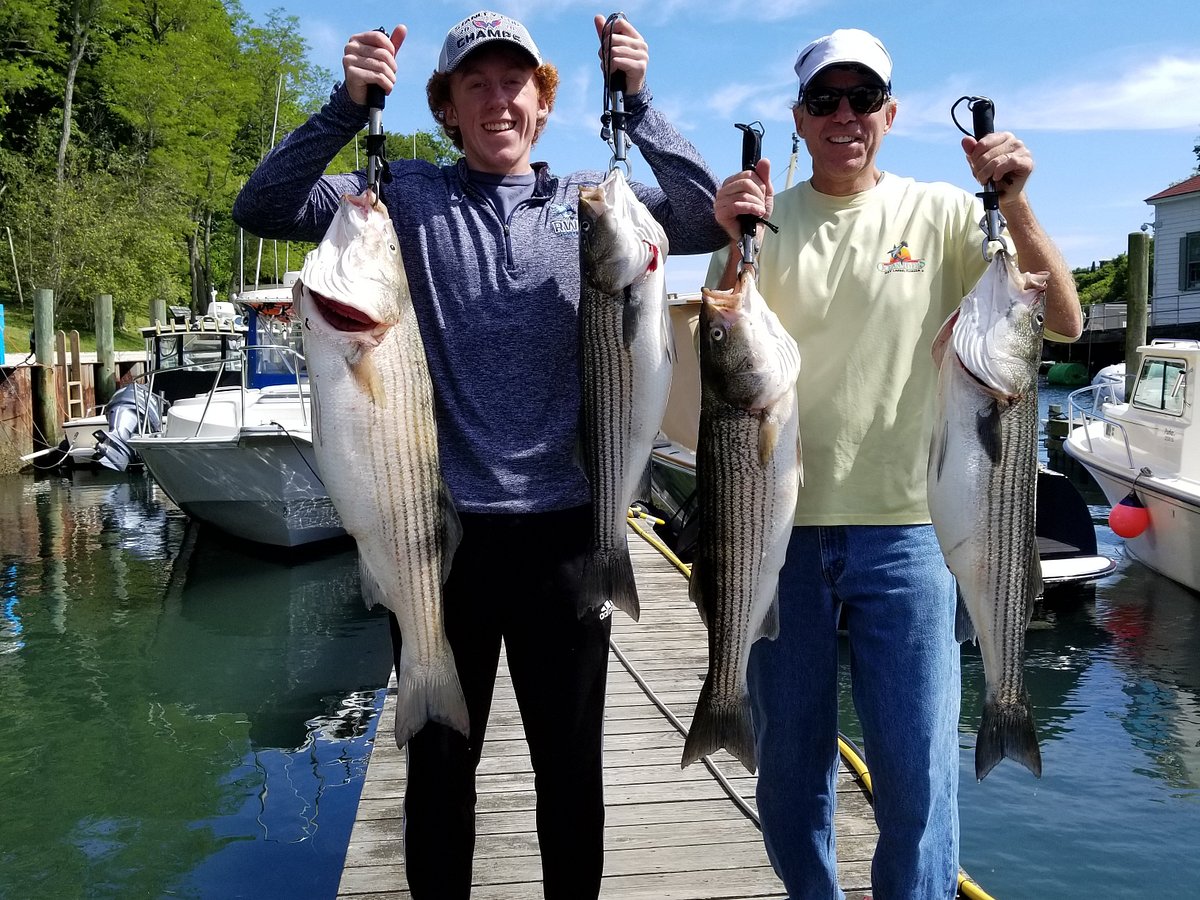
[1066,382,1136,469]
[138,342,308,437]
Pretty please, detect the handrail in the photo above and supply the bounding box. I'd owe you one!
[137,342,308,437]
[1065,382,1136,469]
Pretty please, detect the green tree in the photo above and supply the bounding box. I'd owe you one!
[101,0,250,313]
[0,0,61,127]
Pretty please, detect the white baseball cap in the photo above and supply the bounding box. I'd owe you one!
[437,11,542,74]
[794,29,892,96]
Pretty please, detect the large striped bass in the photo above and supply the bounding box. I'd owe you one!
[682,269,802,774]
[578,167,672,621]
[294,190,468,748]
[928,251,1047,780]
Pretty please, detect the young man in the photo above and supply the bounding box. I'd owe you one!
[710,28,1081,900]
[233,10,725,900]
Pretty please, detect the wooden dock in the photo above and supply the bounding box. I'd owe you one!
[338,526,878,899]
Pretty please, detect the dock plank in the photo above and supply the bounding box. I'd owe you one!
[338,524,878,899]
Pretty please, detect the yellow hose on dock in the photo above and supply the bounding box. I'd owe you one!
[625,510,998,900]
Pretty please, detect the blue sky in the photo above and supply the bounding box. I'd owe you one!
[240,0,1200,295]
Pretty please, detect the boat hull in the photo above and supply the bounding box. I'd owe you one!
[130,431,344,547]
[1064,430,1200,593]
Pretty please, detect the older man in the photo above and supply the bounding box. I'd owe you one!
[710,28,1081,900]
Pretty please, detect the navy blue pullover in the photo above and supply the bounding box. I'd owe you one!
[233,84,726,513]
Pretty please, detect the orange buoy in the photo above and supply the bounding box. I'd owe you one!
[1109,491,1150,538]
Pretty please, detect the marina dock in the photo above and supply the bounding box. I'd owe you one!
[338,526,878,899]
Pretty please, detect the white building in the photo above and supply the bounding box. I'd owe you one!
[1146,174,1200,326]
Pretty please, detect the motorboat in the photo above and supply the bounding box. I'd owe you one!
[1064,339,1200,593]
[60,315,245,470]
[649,294,1116,591]
[129,277,345,548]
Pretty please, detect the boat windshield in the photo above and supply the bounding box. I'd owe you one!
[1131,357,1187,416]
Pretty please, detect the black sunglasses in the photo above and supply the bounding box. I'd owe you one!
[802,84,889,117]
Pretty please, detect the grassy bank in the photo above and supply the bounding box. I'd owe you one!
[2,299,148,359]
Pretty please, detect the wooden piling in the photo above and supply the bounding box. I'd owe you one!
[150,298,167,327]
[95,293,116,403]
[31,288,60,450]
[1125,231,1150,399]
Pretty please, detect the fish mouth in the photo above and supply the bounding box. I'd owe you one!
[311,291,382,334]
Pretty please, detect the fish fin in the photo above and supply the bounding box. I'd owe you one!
[663,300,678,365]
[975,400,1003,466]
[795,429,804,487]
[621,284,638,351]
[681,680,757,774]
[758,412,780,468]
[1028,538,1044,611]
[954,584,977,644]
[393,643,470,748]
[357,556,386,611]
[687,565,710,629]
[632,457,653,507]
[580,548,641,621]
[931,419,949,482]
[440,480,463,585]
[309,376,322,444]
[756,592,780,642]
[931,308,960,368]
[975,696,1042,780]
[350,351,387,407]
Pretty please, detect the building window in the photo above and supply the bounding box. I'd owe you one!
[1182,232,1200,292]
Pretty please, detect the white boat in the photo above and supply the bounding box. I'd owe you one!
[129,279,345,548]
[1064,339,1200,593]
[649,295,1116,591]
[60,315,245,470]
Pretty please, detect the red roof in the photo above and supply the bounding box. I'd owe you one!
[1146,173,1200,203]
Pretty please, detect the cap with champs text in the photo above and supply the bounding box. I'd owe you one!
[794,29,892,96]
[437,11,542,74]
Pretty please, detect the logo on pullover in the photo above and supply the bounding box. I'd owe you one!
[878,240,926,274]
[548,202,578,236]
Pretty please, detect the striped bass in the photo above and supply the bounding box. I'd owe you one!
[294,190,468,748]
[682,269,802,774]
[578,167,672,621]
[928,250,1047,780]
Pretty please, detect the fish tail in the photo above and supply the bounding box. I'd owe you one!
[580,547,641,621]
[975,697,1042,780]
[392,648,470,749]
[681,680,757,774]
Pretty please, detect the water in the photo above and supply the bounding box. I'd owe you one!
[4,384,1199,897]
[0,470,393,899]
[836,381,1200,897]
[954,382,1200,896]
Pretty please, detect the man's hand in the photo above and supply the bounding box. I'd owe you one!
[343,25,406,107]
[715,158,773,245]
[593,15,648,95]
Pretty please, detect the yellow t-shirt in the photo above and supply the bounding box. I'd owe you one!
[708,173,990,525]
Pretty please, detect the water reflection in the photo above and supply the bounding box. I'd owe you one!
[1091,565,1200,790]
[0,471,392,898]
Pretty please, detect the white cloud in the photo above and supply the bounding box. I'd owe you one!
[894,54,1200,138]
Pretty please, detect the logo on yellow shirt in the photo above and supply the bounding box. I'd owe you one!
[878,241,926,274]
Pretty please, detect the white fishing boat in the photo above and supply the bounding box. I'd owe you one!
[650,294,1116,590]
[129,278,345,548]
[1064,339,1200,593]
[59,315,245,469]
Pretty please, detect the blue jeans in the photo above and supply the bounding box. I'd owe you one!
[747,525,960,900]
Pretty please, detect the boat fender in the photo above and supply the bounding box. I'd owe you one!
[1109,490,1149,539]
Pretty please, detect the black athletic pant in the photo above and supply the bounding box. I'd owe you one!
[389,504,611,900]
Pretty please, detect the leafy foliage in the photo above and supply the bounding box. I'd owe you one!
[0,0,449,338]
[1073,241,1154,307]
